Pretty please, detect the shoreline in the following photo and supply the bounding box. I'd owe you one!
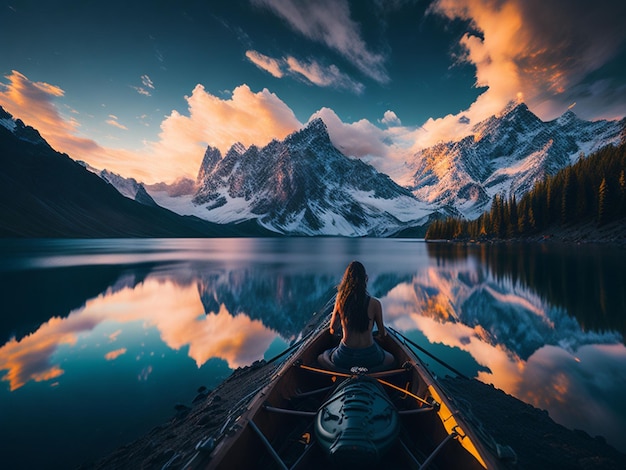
[424,218,626,248]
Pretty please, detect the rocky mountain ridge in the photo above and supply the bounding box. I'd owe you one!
[406,102,625,218]
[190,118,431,236]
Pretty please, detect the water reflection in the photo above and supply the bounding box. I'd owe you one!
[0,238,624,469]
[426,243,626,335]
[390,242,626,453]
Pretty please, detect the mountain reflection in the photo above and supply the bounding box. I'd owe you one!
[2,242,624,394]
[426,242,626,335]
[396,242,626,449]
[196,270,336,337]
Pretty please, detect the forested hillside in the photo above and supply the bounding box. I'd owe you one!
[426,143,626,240]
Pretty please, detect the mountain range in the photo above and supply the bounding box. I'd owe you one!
[0,107,270,237]
[1,102,624,237]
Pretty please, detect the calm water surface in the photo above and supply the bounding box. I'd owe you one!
[1,238,625,468]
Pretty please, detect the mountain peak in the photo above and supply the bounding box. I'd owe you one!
[0,108,50,147]
[0,106,17,132]
[499,100,530,118]
[306,117,328,133]
[191,114,427,235]
[197,146,222,182]
[555,109,580,126]
[228,142,247,156]
[0,105,13,120]
[284,117,332,149]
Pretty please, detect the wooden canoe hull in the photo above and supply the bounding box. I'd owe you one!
[200,320,503,469]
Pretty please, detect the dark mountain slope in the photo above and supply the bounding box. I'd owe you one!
[0,108,261,238]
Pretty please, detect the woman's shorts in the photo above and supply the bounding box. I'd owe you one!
[329,341,386,370]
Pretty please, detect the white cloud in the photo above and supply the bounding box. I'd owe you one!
[245,50,364,94]
[253,0,389,83]
[106,115,128,130]
[285,56,364,94]
[133,74,155,96]
[380,110,401,127]
[141,75,154,90]
[310,107,415,180]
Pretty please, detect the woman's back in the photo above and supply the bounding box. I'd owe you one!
[340,296,381,348]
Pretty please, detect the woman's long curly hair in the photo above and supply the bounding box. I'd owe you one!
[336,261,370,333]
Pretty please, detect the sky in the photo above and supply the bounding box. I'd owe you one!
[1,0,626,184]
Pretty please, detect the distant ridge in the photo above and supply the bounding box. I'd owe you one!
[0,106,269,238]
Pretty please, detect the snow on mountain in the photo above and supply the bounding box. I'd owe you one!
[16,96,622,235]
[405,102,625,219]
[0,106,50,147]
[0,108,17,133]
[190,118,431,236]
[79,162,159,207]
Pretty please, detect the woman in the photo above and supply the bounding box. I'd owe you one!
[321,261,395,371]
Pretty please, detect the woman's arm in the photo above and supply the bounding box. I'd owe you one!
[371,298,386,337]
[329,299,340,335]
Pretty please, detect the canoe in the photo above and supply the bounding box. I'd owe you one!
[190,315,510,469]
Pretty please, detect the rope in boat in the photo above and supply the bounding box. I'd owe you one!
[297,363,434,408]
[387,327,469,380]
[182,303,334,469]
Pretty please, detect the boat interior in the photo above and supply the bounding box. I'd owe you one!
[210,328,491,469]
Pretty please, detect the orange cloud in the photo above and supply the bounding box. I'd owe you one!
[419,0,626,147]
[147,84,301,182]
[246,50,284,78]
[0,71,302,184]
[0,315,100,391]
[381,273,626,451]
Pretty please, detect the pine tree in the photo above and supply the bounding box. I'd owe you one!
[617,169,626,217]
[598,177,609,226]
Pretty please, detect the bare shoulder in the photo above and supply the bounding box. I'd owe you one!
[369,296,382,313]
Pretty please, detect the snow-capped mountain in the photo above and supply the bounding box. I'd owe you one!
[406,102,625,218]
[12,96,623,236]
[190,118,431,236]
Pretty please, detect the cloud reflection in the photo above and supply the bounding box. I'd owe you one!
[104,348,127,361]
[0,279,278,390]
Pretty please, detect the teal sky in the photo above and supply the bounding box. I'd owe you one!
[1,0,625,183]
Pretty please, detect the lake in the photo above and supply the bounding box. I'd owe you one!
[1,238,625,468]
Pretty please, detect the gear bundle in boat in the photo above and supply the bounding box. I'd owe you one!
[315,375,399,465]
